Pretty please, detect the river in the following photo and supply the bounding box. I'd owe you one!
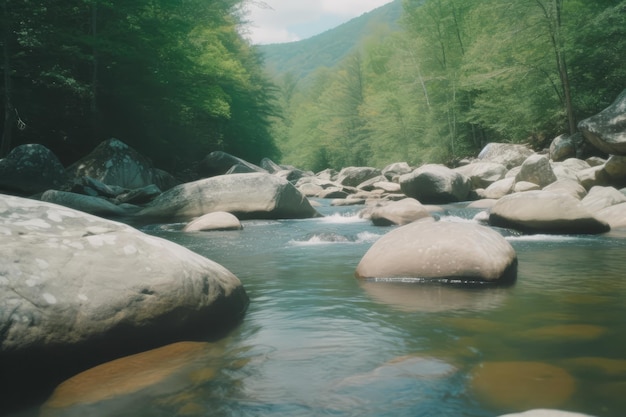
[31,200,626,417]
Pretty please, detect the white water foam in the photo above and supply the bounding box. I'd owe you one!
[319,213,366,224]
[289,231,382,246]
[437,215,477,224]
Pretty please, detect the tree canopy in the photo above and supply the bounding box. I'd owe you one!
[1,0,279,169]
[270,0,625,171]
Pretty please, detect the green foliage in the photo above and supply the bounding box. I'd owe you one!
[269,0,625,170]
[1,0,279,168]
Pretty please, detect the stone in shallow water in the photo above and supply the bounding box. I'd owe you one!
[498,409,595,417]
[42,342,216,410]
[471,362,576,411]
[518,325,607,342]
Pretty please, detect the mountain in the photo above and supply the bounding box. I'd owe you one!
[256,0,403,81]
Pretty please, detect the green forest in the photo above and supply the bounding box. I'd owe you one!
[1,0,625,174]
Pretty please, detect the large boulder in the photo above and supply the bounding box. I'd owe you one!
[41,189,131,217]
[477,143,534,169]
[515,154,557,187]
[400,164,471,204]
[139,173,320,221]
[369,198,432,226]
[489,191,610,234]
[0,194,248,410]
[578,89,626,156]
[581,186,626,213]
[197,151,265,178]
[381,162,412,180]
[454,162,507,189]
[355,220,518,285]
[0,144,67,195]
[67,139,157,189]
[336,166,382,187]
[595,202,626,230]
[549,133,583,162]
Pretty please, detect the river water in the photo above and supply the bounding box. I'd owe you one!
[30,200,626,417]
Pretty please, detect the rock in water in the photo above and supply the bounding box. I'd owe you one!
[355,221,517,285]
[0,194,248,410]
[400,164,471,204]
[139,173,320,221]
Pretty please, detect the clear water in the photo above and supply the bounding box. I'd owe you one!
[27,200,626,417]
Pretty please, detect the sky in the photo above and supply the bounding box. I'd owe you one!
[242,0,395,45]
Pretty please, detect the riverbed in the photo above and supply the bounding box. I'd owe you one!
[31,200,626,417]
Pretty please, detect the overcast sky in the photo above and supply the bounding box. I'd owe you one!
[242,0,395,45]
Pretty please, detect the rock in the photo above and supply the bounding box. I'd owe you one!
[318,188,350,199]
[489,191,610,234]
[0,144,67,195]
[139,173,320,221]
[581,186,626,213]
[498,409,596,417]
[400,164,472,204]
[381,162,412,180]
[0,194,248,410]
[225,162,264,175]
[370,198,432,226]
[454,162,507,189]
[274,168,310,184]
[67,138,156,189]
[543,179,587,200]
[561,158,591,172]
[356,175,388,191]
[595,202,626,229]
[577,165,610,189]
[260,157,283,174]
[298,182,326,197]
[371,181,401,193]
[41,190,130,217]
[184,211,243,232]
[336,166,382,187]
[198,151,265,178]
[549,133,582,162]
[41,341,218,413]
[152,168,179,191]
[604,155,626,186]
[71,176,122,198]
[514,181,541,193]
[355,221,517,285]
[115,184,162,205]
[477,143,534,169]
[578,88,626,155]
[516,154,558,187]
[315,168,337,181]
[483,177,515,199]
[471,362,575,411]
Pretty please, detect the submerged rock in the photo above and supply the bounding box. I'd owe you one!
[471,362,576,411]
[369,198,432,226]
[184,211,243,232]
[355,221,517,285]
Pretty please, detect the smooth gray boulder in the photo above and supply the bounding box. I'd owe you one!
[67,139,156,189]
[578,89,626,155]
[0,194,248,408]
[454,162,507,189]
[595,202,626,230]
[381,162,412,180]
[184,211,243,232]
[516,154,557,187]
[370,198,432,226]
[336,166,382,187]
[477,143,534,169]
[139,173,320,221]
[581,186,626,213]
[498,410,595,417]
[489,191,610,234]
[543,179,587,200]
[0,144,67,195]
[400,164,471,204]
[549,133,582,162]
[355,221,517,285]
[483,177,515,199]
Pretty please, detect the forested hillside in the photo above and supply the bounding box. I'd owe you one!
[0,0,279,170]
[258,0,403,81]
[269,0,626,172]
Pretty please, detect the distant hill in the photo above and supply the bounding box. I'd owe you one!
[257,0,403,81]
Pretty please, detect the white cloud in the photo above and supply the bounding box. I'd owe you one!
[242,0,395,45]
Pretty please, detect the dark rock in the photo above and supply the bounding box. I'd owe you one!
[579,89,626,156]
[0,144,67,195]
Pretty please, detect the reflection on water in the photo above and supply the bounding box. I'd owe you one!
[14,201,626,417]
